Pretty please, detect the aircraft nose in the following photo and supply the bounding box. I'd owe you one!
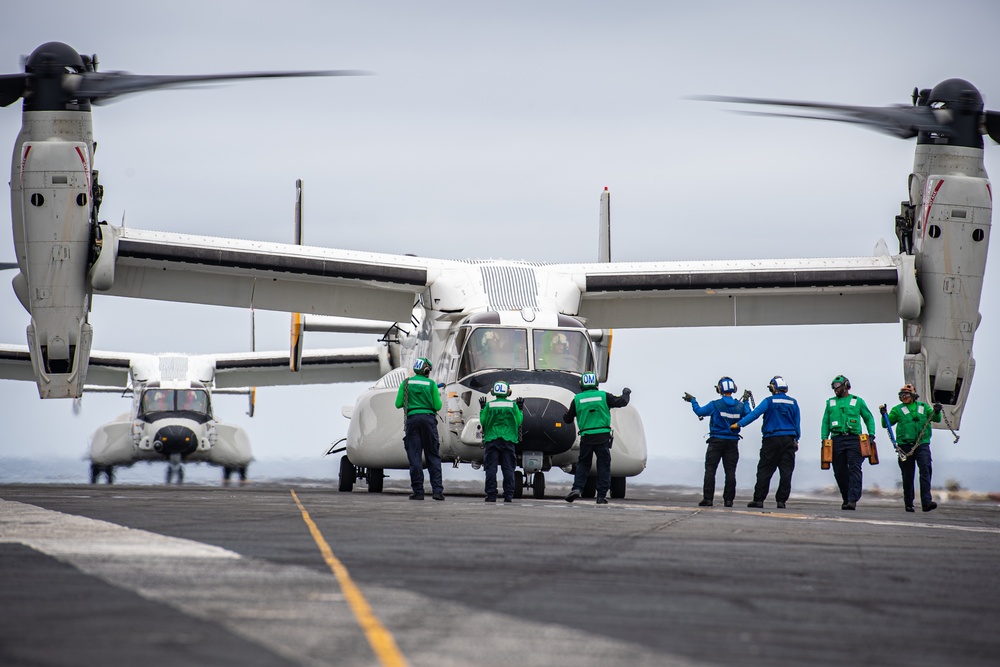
[152,425,198,456]
[519,397,575,455]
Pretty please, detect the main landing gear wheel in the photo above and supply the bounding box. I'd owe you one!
[339,455,357,492]
[582,476,598,498]
[367,468,384,493]
[532,471,546,499]
[610,476,626,499]
[513,470,525,499]
[90,464,114,484]
[166,454,183,484]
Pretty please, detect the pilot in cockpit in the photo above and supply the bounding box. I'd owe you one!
[147,390,169,411]
[539,332,574,370]
[179,390,200,412]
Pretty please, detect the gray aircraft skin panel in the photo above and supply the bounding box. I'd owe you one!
[211,347,389,388]
[567,256,902,328]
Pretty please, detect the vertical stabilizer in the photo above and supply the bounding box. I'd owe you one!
[598,187,611,262]
[289,179,304,371]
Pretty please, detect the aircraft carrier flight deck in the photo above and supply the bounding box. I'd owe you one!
[1,481,998,667]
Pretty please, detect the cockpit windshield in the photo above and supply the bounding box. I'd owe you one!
[533,329,593,372]
[140,389,211,416]
[459,327,529,376]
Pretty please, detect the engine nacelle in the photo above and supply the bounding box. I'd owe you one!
[18,140,94,398]
[905,164,991,429]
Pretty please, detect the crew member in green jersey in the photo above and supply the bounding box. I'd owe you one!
[564,373,631,505]
[479,380,523,502]
[880,383,942,512]
[821,375,876,510]
[395,357,445,501]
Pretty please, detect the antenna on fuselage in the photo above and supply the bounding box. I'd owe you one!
[598,187,611,262]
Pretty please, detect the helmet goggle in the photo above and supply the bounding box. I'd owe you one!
[491,381,511,398]
[580,372,598,389]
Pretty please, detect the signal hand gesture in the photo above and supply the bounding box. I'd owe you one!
[516,397,525,408]
[478,396,487,409]
[682,392,696,403]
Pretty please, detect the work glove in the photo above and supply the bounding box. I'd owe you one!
[478,396,487,409]
[740,390,752,403]
[730,423,740,431]
[933,402,942,413]
[622,387,632,396]
[515,397,525,408]
[682,392,696,403]
[869,436,876,446]
[879,404,887,415]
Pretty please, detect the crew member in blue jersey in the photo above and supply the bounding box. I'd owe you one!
[395,357,445,501]
[735,376,801,509]
[564,373,631,505]
[683,377,752,507]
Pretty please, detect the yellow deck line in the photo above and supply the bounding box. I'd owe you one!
[290,490,409,667]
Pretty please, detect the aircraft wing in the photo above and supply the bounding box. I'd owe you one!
[207,346,390,389]
[0,344,132,388]
[548,254,920,328]
[97,226,457,322]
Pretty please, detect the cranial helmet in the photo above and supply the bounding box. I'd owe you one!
[491,381,511,398]
[898,383,918,399]
[768,376,789,393]
[716,377,737,394]
[580,372,598,389]
[413,357,432,376]
[831,375,851,391]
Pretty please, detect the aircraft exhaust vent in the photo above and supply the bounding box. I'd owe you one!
[480,265,538,310]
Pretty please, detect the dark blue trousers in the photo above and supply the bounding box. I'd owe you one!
[484,439,516,500]
[897,443,933,508]
[572,437,612,498]
[753,435,797,503]
[704,437,740,503]
[404,413,443,496]
[831,434,864,503]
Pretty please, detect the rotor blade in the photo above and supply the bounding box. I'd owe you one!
[984,110,1000,144]
[0,262,19,271]
[0,73,28,107]
[69,69,372,104]
[729,109,920,139]
[692,95,952,139]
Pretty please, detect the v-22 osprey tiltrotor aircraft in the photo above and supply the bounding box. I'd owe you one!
[0,42,992,498]
[0,341,390,483]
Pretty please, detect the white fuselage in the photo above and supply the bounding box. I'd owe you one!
[345,283,647,479]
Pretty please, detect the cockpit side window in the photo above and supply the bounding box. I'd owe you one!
[459,327,529,377]
[534,329,593,372]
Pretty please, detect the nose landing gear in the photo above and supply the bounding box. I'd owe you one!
[513,470,546,499]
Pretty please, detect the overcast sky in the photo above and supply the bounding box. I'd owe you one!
[1,1,997,486]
